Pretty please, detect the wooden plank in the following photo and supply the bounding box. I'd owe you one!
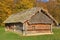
[51,24,52,32]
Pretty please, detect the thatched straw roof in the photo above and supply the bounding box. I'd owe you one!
[3,7,58,25]
[3,7,40,23]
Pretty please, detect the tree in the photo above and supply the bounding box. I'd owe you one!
[0,0,34,26]
[47,0,60,23]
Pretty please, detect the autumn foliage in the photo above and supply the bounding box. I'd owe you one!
[0,0,34,26]
[0,0,60,26]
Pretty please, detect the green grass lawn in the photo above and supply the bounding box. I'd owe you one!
[0,26,60,40]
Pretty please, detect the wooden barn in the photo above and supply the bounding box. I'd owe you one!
[3,7,58,36]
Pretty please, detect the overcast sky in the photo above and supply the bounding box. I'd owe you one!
[42,0,49,2]
[37,0,49,2]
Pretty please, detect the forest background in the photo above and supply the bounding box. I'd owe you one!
[0,0,60,26]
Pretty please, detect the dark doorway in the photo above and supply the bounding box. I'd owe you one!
[15,22,23,31]
[5,22,23,32]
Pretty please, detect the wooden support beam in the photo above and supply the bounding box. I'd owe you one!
[13,25,16,31]
[51,24,52,33]
[23,22,27,35]
[23,23,25,35]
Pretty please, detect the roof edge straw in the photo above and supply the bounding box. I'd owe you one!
[41,8,58,25]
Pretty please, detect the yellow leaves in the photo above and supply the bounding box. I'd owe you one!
[0,2,4,6]
[5,0,14,2]
[0,0,34,15]
[19,0,34,8]
[0,0,34,26]
[20,0,30,3]
[46,0,60,23]
[8,0,14,2]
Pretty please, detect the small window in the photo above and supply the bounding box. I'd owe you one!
[32,26,35,30]
[37,11,39,13]
[41,9,46,14]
